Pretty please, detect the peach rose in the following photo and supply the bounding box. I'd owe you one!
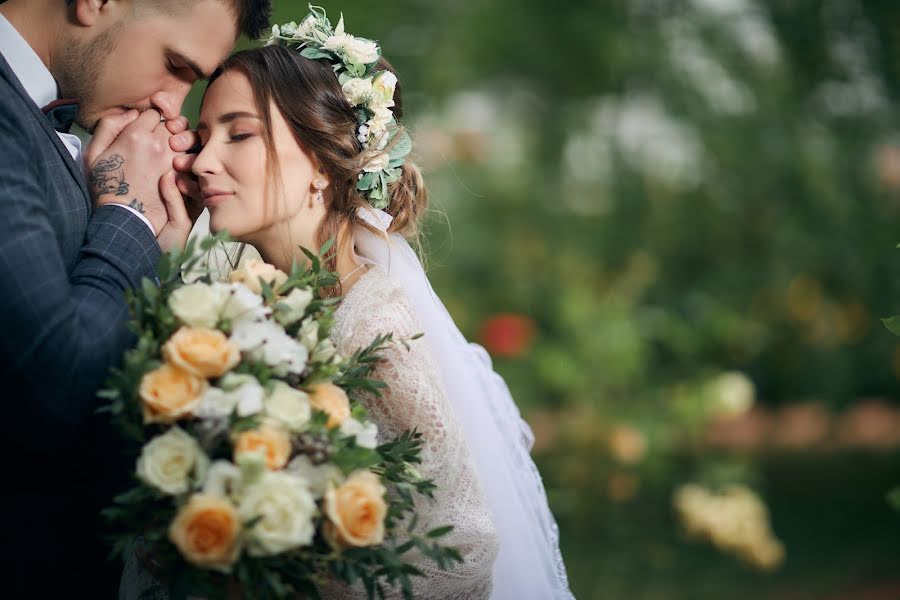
[308,382,351,429]
[234,423,292,470]
[229,259,288,295]
[324,470,387,548]
[139,363,207,424]
[169,494,241,570]
[162,326,240,379]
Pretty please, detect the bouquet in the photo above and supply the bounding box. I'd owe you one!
[100,233,461,599]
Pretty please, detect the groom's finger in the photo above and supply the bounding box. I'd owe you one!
[175,173,200,200]
[173,152,197,173]
[84,109,139,166]
[165,116,189,135]
[170,129,200,153]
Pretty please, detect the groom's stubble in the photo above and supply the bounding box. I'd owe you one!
[56,21,129,134]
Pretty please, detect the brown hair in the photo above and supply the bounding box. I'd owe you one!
[65,0,272,40]
[209,45,428,275]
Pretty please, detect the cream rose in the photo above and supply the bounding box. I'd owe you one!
[324,470,387,548]
[139,363,207,424]
[137,427,209,495]
[274,287,314,326]
[229,259,288,295]
[297,318,319,351]
[372,71,398,107]
[168,283,228,328]
[234,422,292,470]
[239,471,317,556]
[342,77,373,106]
[162,327,240,379]
[264,381,311,431]
[362,152,390,173]
[169,493,242,570]
[307,382,351,429]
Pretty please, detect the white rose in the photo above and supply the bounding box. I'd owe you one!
[323,33,379,65]
[295,15,318,38]
[260,332,309,375]
[366,106,394,138]
[169,283,228,328]
[339,418,379,449]
[197,375,265,419]
[363,152,390,173]
[341,77,373,106]
[275,287,314,327]
[230,319,283,351]
[297,318,319,351]
[286,455,344,499]
[239,472,317,556]
[218,282,270,326]
[279,21,298,37]
[136,427,209,495]
[203,460,242,499]
[372,71,398,106]
[264,381,311,431]
[344,37,379,65]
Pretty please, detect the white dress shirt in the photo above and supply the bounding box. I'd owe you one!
[0,12,156,235]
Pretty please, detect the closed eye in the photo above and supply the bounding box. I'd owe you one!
[229,133,253,142]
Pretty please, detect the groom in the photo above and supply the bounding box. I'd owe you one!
[0,0,270,595]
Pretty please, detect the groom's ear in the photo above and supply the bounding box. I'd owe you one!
[72,0,124,28]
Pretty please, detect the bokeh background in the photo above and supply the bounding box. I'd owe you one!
[182,0,900,598]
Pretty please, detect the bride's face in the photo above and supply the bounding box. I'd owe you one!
[193,69,320,239]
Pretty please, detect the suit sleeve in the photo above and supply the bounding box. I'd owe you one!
[0,105,162,442]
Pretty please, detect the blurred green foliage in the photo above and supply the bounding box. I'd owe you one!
[182,0,900,597]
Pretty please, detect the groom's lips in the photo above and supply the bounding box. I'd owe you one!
[201,189,234,208]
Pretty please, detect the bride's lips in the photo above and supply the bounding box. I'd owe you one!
[201,188,234,208]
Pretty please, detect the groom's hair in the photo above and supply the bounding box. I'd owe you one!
[63,0,272,40]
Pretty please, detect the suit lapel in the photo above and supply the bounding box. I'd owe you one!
[0,52,91,211]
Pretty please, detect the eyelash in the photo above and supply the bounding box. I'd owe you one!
[229,134,253,143]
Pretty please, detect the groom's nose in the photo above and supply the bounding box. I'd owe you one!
[150,83,192,121]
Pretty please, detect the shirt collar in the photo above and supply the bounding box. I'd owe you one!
[0,12,59,109]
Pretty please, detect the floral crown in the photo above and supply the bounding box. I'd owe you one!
[266,5,412,211]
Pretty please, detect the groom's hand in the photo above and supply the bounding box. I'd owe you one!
[86,109,177,236]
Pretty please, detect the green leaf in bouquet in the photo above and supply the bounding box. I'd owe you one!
[425,525,454,539]
[331,443,380,474]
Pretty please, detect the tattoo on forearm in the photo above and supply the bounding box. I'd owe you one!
[89,153,129,197]
[128,199,145,215]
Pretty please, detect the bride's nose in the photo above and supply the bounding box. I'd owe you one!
[191,143,221,177]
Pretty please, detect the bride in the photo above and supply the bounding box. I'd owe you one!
[123,8,573,600]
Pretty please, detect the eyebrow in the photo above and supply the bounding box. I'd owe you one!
[170,50,213,80]
[196,112,261,131]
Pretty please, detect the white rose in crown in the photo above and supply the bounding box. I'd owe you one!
[367,106,394,137]
[137,427,210,495]
[169,282,228,328]
[342,77,373,106]
[239,472,317,556]
[363,152,390,173]
[323,15,379,65]
[264,381,312,431]
[371,71,397,108]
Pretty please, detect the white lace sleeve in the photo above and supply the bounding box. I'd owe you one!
[327,268,499,600]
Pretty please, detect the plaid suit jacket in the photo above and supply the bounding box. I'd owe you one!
[0,51,161,593]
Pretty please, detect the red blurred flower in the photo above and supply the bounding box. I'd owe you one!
[479,313,536,358]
